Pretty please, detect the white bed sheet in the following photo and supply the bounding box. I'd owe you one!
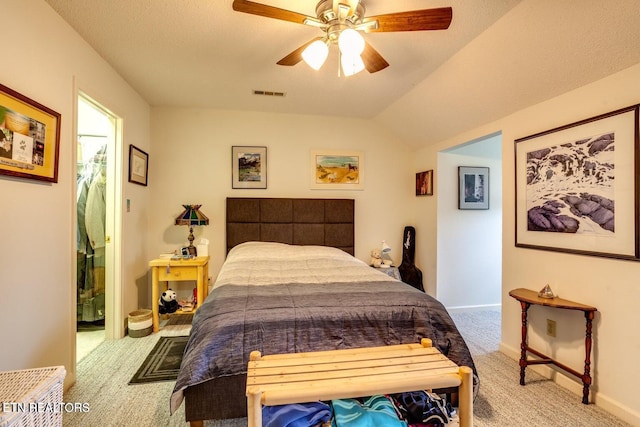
[211,241,397,290]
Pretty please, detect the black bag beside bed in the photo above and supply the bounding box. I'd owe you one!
[398,226,425,292]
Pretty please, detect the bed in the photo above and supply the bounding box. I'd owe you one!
[171,197,478,425]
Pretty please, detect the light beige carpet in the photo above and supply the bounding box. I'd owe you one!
[63,310,631,427]
[76,329,105,362]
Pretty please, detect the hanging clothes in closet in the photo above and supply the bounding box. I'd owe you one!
[77,145,106,322]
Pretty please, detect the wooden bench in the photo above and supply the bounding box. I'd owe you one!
[246,338,473,427]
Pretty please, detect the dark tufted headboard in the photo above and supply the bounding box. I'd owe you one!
[226,198,355,255]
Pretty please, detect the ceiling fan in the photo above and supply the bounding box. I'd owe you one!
[232,0,452,75]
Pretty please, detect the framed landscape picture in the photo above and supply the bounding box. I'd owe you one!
[458,166,489,210]
[515,104,640,260]
[232,146,267,189]
[310,150,363,190]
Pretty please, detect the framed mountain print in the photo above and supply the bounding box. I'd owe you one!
[232,146,267,189]
[515,104,640,260]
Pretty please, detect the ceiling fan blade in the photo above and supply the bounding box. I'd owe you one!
[232,0,312,25]
[361,42,389,73]
[364,7,452,32]
[277,37,324,66]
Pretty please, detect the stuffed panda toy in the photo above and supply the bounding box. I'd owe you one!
[159,289,179,314]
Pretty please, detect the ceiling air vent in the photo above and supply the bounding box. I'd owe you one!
[253,90,286,97]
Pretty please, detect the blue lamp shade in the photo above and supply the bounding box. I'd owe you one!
[175,204,209,247]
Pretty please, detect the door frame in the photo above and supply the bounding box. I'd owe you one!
[73,84,124,347]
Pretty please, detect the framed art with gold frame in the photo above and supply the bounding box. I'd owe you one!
[0,83,61,183]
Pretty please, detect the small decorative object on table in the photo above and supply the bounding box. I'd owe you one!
[159,289,179,314]
[179,301,194,312]
[538,284,556,299]
[370,248,383,268]
[381,240,393,266]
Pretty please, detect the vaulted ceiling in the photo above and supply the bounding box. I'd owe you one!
[44,0,640,148]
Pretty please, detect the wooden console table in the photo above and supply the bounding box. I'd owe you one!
[509,288,597,404]
[149,256,209,332]
[246,338,473,427]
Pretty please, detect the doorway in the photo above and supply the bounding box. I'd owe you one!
[436,133,503,310]
[76,94,118,361]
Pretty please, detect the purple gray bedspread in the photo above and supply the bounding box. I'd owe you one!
[170,280,478,414]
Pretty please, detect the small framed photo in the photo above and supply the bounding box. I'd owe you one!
[181,246,197,257]
[232,146,267,189]
[128,144,148,186]
[416,170,433,196]
[458,166,489,210]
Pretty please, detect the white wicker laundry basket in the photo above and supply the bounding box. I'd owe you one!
[0,365,66,427]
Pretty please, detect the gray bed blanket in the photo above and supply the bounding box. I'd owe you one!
[170,280,478,414]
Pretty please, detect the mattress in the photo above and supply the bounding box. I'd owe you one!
[171,242,478,415]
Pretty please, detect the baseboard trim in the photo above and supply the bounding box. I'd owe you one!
[499,342,640,426]
[446,304,501,314]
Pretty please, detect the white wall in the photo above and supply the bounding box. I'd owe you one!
[436,148,502,309]
[146,108,416,299]
[414,63,640,424]
[500,64,640,425]
[412,136,503,307]
[0,0,151,388]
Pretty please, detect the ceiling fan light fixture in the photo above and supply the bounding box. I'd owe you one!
[341,53,365,77]
[302,39,329,70]
[338,28,365,55]
[233,1,454,75]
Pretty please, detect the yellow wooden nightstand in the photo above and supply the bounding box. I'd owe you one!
[149,256,209,332]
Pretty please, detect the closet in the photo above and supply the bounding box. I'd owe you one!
[77,135,106,324]
[76,94,121,361]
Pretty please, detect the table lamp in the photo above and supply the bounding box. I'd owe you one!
[175,204,209,248]
[381,240,393,266]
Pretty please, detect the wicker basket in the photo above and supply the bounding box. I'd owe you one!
[128,309,153,338]
[0,366,66,427]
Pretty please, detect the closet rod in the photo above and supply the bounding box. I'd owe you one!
[78,134,108,138]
